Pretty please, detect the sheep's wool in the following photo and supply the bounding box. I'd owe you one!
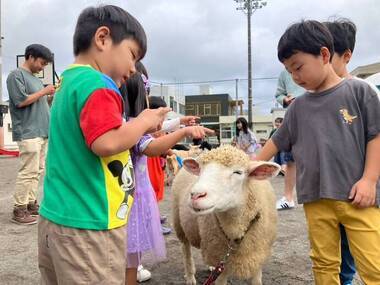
[198,145,249,168]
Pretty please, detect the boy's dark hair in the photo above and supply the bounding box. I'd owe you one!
[25,44,54,62]
[324,18,356,56]
[236,117,249,135]
[73,5,147,58]
[149,96,167,109]
[275,117,283,123]
[278,20,334,62]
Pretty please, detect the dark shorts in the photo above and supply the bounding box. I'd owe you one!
[282,151,294,163]
[274,151,294,165]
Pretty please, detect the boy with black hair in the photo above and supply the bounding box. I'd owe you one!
[325,18,380,99]
[325,18,380,285]
[7,44,55,225]
[257,20,380,284]
[38,5,169,284]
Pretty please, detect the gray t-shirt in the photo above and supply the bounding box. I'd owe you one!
[6,68,50,141]
[272,79,380,205]
[275,69,305,107]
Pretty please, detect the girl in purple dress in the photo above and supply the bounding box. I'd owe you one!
[120,62,213,284]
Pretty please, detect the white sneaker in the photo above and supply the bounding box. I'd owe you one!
[137,265,152,282]
[276,197,295,210]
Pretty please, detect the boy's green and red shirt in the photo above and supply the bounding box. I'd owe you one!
[40,65,135,230]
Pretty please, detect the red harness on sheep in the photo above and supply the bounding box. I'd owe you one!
[202,212,261,285]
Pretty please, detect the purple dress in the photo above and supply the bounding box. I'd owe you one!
[126,135,166,268]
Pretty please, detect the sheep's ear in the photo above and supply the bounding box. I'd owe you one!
[247,161,280,180]
[183,158,200,176]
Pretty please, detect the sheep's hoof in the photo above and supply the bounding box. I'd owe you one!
[185,275,196,285]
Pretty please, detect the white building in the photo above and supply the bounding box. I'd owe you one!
[2,104,17,149]
[149,84,185,120]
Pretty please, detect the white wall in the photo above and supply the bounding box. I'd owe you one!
[3,111,17,149]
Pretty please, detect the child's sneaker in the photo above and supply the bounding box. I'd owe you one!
[161,225,172,235]
[276,197,295,210]
[160,215,167,224]
[137,265,151,282]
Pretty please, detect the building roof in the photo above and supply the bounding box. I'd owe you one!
[351,62,380,79]
[185,93,232,101]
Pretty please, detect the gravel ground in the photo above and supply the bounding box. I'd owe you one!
[0,156,363,284]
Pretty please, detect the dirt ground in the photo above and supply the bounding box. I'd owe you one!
[0,156,363,285]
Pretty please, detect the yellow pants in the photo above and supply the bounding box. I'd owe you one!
[303,199,380,285]
[14,137,47,206]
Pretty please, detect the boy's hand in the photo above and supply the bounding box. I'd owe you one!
[349,178,377,208]
[184,126,214,139]
[180,116,200,126]
[138,107,171,133]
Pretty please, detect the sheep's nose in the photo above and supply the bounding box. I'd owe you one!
[191,192,207,201]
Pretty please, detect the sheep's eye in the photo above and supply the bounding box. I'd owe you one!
[233,170,243,175]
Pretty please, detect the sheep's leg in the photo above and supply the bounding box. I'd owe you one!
[214,271,228,285]
[181,241,196,285]
[250,268,262,285]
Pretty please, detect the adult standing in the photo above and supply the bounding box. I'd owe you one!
[235,117,258,159]
[274,69,305,210]
[7,44,55,225]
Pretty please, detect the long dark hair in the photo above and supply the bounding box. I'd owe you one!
[236,117,249,135]
[119,62,148,118]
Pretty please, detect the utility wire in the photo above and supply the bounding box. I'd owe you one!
[150,76,278,86]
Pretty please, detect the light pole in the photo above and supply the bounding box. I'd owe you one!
[234,0,267,128]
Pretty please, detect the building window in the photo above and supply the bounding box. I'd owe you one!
[8,123,12,131]
[211,103,220,115]
[204,104,212,115]
[197,104,204,116]
[256,130,267,134]
[185,104,195,116]
[186,102,221,117]
[220,124,235,139]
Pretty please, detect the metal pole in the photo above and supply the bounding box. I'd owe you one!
[0,0,4,149]
[247,0,253,129]
[235,78,239,120]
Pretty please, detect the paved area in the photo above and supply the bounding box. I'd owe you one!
[0,156,363,284]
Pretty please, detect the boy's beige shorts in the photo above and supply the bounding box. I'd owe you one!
[38,217,126,284]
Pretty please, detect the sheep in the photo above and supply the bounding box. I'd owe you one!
[171,145,280,285]
[166,145,205,183]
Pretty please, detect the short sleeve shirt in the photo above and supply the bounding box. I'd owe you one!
[272,79,380,204]
[6,68,50,141]
[237,130,257,154]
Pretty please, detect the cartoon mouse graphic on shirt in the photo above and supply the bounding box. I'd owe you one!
[107,158,135,219]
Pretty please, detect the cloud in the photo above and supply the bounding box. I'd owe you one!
[2,0,380,112]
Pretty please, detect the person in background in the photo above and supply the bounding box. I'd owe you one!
[269,117,285,175]
[121,64,213,284]
[7,44,55,225]
[325,17,380,285]
[235,117,258,159]
[274,69,305,210]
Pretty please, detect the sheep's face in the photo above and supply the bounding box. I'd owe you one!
[183,159,280,215]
